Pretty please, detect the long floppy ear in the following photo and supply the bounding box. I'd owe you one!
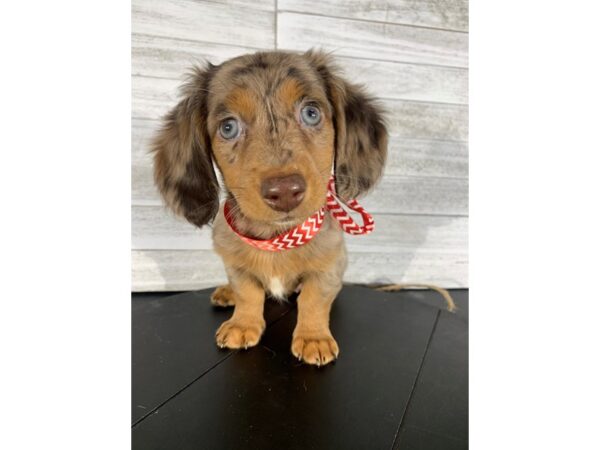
[151,65,219,228]
[306,50,388,200]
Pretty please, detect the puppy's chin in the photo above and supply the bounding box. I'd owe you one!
[238,204,311,234]
[234,198,311,223]
[247,210,305,228]
[263,203,321,226]
[272,216,303,228]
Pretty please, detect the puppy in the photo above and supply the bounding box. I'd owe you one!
[152,50,387,366]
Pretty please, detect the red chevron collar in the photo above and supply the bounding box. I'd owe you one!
[223,176,374,252]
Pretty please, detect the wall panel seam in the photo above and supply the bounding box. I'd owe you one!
[276,10,469,34]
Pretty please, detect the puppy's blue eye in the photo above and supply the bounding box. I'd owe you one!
[219,118,240,140]
[300,105,321,126]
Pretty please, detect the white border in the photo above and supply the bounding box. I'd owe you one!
[471,1,600,448]
[1,1,130,448]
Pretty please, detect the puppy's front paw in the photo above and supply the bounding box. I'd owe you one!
[291,331,339,366]
[215,317,265,349]
[211,285,236,307]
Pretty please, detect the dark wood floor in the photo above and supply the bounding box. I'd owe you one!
[132,286,468,450]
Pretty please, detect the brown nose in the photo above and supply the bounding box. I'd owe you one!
[261,174,306,212]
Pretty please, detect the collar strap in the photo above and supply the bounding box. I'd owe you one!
[223,176,374,252]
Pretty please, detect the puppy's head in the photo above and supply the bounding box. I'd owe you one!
[152,50,387,228]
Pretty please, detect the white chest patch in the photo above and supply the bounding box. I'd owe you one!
[268,277,286,299]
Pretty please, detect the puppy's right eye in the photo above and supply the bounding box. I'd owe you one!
[219,118,240,140]
[300,105,321,127]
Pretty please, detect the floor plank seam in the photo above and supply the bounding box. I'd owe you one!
[132,351,236,428]
[131,306,296,428]
[389,309,441,450]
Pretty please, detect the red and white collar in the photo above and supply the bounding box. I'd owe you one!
[223,176,374,252]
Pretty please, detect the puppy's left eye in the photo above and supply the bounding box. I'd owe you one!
[219,118,241,140]
[300,105,321,127]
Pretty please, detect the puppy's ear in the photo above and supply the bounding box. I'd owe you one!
[306,50,388,199]
[152,65,219,228]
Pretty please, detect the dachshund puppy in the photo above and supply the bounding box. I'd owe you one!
[152,50,387,365]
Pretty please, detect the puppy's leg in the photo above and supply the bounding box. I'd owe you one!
[211,285,235,307]
[215,274,266,349]
[292,273,342,366]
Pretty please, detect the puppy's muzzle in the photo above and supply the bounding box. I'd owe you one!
[261,174,306,212]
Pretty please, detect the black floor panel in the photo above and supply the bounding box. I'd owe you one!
[395,310,468,445]
[132,290,293,423]
[132,286,468,449]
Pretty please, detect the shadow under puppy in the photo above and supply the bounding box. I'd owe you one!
[153,50,387,366]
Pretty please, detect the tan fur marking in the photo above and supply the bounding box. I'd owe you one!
[277,78,303,108]
[225,88,257,122]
